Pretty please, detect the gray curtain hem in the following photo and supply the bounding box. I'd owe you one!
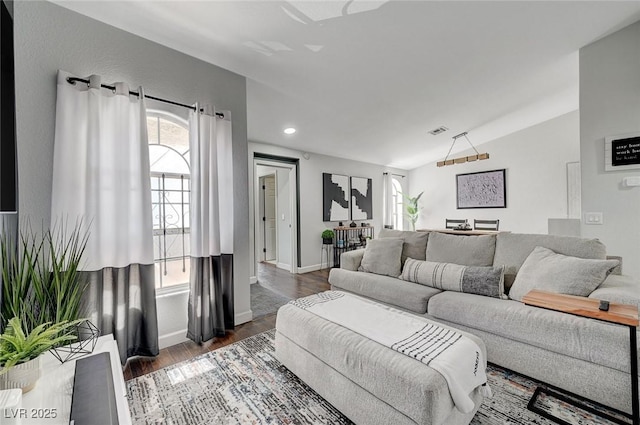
[187,253,234,344]
[80,263,160,364]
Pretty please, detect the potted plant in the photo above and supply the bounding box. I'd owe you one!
[0,222,90,391]
[1,223,88,334]
[401,191,424,231]
[0,317,79,392]
[321,229,335,245]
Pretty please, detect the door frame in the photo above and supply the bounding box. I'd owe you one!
[253,155,299,274]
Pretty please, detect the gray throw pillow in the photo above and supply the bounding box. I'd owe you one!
[359,238,404,277]
[400,258,506,299]
[426,232,496,266]
[508,246,620,302]
[379,229,429,264]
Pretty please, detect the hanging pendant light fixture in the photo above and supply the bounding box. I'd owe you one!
[436,132,489,167]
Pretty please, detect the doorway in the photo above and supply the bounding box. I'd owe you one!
[254,160,298,274]
[259,174,277,263]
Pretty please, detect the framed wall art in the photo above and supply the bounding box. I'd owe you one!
[350,176,373,220]
[456,169,507,209]
[322,173,350,221]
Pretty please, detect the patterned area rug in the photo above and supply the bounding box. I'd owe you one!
[127,330,629,425]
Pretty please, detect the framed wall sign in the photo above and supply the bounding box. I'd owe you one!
[604,132,640,172]
[456,169,507,209]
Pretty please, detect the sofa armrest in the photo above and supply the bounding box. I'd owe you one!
[589,274,640,308]
[340,249,365,271]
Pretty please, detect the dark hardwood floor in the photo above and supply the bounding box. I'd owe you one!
[123,263,330,380]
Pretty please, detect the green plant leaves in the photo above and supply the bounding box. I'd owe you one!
[0,317,80,371]
[399,191,424,231]
[321,229,335,239]
[0,222,89,335]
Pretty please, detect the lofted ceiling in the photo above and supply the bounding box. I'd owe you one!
[53,1,640,170]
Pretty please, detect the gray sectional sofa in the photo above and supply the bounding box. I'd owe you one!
[329,229,640,415]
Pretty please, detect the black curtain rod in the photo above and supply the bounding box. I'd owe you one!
[383,172,405,178]
[66,77,224,118]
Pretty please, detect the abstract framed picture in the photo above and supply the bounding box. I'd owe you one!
[322,173,349,221]
[350,176,373,220]
[456,169,506,209]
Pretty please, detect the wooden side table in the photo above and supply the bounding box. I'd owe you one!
[522,289,639,425]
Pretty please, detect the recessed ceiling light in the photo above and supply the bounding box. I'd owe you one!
[284,127,296,135]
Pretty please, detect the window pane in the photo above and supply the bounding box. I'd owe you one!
[148,114,190,290]
[163,177,188,191]
[147,117,159,144]
[149,145,190,175]
[392,178,403,230]
[159,119,189,158]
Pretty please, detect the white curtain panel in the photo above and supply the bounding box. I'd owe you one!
[52,71,154,269]
[51,70,158,362]
[382,172,394,228]
[187,104,234,344]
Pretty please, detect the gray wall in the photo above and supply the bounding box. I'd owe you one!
[13,1,251,345]
[248,142,407,278]
[409,111,580,234]
[580,21,640,279]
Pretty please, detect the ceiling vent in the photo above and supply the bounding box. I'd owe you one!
[429,126,449,136]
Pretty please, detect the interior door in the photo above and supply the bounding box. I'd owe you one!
[264,175,277,261]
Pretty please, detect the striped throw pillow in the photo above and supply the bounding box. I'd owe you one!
[400,258,507,299]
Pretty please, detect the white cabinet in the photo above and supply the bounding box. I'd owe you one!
[16,335,131,425]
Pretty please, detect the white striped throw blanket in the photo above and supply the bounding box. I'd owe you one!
[289,291,491,413]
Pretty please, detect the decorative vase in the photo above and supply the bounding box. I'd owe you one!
[0,356,41,393]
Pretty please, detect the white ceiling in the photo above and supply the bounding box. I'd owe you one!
[53,1,640,170]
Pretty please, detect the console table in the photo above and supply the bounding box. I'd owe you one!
[333,226,374,268]
[522,289,639,425]
[20,334,131,425]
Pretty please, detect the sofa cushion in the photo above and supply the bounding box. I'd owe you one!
[508,246,619,302]
[359,238,403,277]
[590,274,640,309]
[379,229,429,264]
[425,232,496,266]
[400,258,506,299]
[329,268,441,314]
[427,291,629,373]
[493,232,607,292]
[340,249,365,271]
[276,302,484,425]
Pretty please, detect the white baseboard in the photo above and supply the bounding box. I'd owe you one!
[297,264,325,274]
[159,310,254,349]
[250,276,258,284]
[276,262,291,271]
[159,330,189,350]
[235,309,253,325]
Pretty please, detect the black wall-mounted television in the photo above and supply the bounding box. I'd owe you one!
[0,0,17,213]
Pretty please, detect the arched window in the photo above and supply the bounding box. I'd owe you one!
[147,111,190,290]
[391,177,403,230]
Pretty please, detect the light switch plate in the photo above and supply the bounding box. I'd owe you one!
[584,212,603,225]
[623,176,640,187]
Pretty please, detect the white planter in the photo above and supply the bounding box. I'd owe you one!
[0,357,41,393]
